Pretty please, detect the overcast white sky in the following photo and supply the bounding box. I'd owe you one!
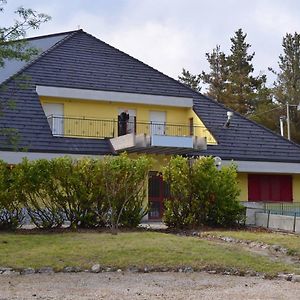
[2,0,300,86]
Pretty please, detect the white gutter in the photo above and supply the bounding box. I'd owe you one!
[222,160,300,174]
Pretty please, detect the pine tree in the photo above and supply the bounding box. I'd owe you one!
[178,68,201,92]
[271,32,300,142]
[201,45,228,101]
[225,29,267,114]
[201,29,268,115]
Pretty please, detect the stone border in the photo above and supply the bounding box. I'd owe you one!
[1,265,299,281]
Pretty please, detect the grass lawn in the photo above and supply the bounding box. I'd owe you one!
[0,231,299,275]
[210,230,300,256]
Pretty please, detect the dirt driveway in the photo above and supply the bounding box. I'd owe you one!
[1,272,299,300]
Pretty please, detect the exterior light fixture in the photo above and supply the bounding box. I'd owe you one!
[214,156,222,168]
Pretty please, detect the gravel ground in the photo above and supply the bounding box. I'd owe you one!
[1,272,300,300]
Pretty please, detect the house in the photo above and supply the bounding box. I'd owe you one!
[1,29,300,220]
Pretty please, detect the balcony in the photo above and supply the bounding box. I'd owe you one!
[47,115,208,153]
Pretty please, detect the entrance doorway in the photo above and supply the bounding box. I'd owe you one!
[148,172,169,220]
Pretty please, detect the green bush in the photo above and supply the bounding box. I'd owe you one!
[15,159,64,229]
[0,161,24,230]
[100,154,151,232]
[0,155,151,231]
[162,156,245,228]
[45,157,107,229]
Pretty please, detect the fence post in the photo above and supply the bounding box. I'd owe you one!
[267,210,270,228]
[293,212,297,233]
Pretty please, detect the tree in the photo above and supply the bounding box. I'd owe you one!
[0,1,50,145]
[225,29,267,114]
[270,32,300,143]
[0,0,50,67]
[178,68,201,92]
[201,45,228,101]
[201,29,268,115]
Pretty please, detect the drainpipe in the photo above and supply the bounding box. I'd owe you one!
[287,103,291,140]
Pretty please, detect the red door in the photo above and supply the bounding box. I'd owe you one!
[148,172,168,220]
[248,174,292,202]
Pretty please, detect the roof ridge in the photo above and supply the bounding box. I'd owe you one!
[0,30,80,88]
[199,93,300,150]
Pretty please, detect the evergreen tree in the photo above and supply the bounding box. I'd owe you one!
[178,68,201,92]
[201,29,268,115]
[271,32,300,143]
[225,29,267,114]
[201,45,228,101]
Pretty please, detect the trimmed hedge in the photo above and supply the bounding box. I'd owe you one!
[0,154,152,230]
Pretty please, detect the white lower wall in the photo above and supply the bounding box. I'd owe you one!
[242,202,264,225]
[255,212,300,232]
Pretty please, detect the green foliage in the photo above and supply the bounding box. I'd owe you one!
[0,161,24,230]
[162,156,244,228]
[201,29,268,115]
[15,159,64,229]
[44,157,106,229]
[178,68,201,92]
[0,1,51,67]
[0,155,151,231]
[271,32,300,143]
[201,45,228,101]
[101,153,152,232]
[0,1,50,148]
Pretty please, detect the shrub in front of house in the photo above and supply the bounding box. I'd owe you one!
[162,156,245,228]
[0,154,151,231]
[99,154,151,232]
[15,159,65,229]
[0,161,24,230]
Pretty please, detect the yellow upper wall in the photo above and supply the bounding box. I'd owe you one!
[40,96,217,144]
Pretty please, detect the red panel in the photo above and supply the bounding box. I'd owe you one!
[270,175,280,202]
[280,175,292,202]
[248,174,261,201]
[260,175,270,201]
[248,174,293,202]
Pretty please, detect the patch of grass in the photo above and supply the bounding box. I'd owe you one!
[210,230,300,256]
[0,231,298,275]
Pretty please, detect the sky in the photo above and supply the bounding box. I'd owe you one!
[2,0,300,87]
